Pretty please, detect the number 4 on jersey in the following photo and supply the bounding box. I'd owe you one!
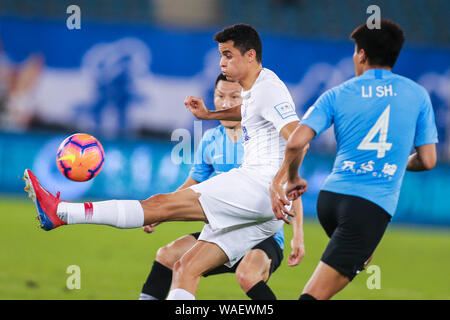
[357,105,392,158]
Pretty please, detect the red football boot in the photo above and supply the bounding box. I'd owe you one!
[23,169,67,231]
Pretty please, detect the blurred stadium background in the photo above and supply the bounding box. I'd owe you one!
[0,0,449,300]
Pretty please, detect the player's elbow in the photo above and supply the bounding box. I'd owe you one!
[286,140,309,155]
[422,156,436,171]
[285,125,314,153]
[286,139,305,153]
[416,144,437,171]
[420,149,437,170]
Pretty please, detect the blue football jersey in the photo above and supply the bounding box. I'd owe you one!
[301,69,438,216]
[189,124,285,249]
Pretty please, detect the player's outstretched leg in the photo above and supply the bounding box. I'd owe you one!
[23,169,208,231]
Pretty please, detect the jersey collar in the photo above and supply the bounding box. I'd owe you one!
[361,68,394,79]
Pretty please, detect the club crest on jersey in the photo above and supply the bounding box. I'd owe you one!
[274,102,296,119]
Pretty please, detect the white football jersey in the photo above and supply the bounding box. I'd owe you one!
[240,68,299,175]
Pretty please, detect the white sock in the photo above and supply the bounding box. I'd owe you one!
[57,200,144,228]
[166,288,195,300]
[139,293,158,300]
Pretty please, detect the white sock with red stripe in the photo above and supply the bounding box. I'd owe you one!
[57,200,144,228]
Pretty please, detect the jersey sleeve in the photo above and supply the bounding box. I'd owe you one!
[414,91,439,147]
[258,84,300,133]
[300,88,335,136]
[188,131,215,183]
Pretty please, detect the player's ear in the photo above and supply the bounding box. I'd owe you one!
[246,49,256,63]
[358,48,368,64]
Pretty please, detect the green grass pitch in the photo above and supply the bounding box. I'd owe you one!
[1,196,449,300]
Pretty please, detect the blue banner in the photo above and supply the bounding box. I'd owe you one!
[0,131,191,200]
[1,131,448,226]
[0,16,449,157]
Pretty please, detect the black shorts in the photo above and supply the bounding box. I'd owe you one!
[190,232,283,278]
[317,190,391,281]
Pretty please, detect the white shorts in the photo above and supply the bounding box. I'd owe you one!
[198,220,284,267]
[190,166,284,267]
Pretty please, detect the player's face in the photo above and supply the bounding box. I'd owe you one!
[218,40,249,82]
[214,80,242,129]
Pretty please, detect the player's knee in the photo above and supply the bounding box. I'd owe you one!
[156,245,177,270]
[172,259,183,276]
[143,193,168,208]
[172,259,186,282]
[236,270,254,292]
[141,193,172,222]
[236,264,262,292]
[236,250,271,291]
[172,256,197,280]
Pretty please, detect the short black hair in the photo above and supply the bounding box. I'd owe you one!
[214,73,232,88]
[350,19,405,68]
[214,24,262,63]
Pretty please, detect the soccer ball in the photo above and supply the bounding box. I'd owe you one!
[56,133,105,182]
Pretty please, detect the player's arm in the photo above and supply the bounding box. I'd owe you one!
[176,176,200,191]
[281,121,311,186]
[407,90,438,172]
[284,124,315,185]
[288,197,305,267]
[270,124,314,223]
[279,120,300,140]
[271,87,335,221]
[184,96,242,121]
[406,144,437,172]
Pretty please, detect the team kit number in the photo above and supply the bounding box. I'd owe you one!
[357,105,392,158]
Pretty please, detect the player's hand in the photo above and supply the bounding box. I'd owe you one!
[288,238,305,267]
[142,222,160,233]
[270,181,293,224]
[184,96,210,120]
[286,176,308,201]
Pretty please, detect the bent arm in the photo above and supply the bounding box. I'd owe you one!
[206,105,242,121]
[288,198,305,266]
[406,144,437,172]
[176,177,199,191]
[291,198,304,241]
[291,198,304,248]
[185,96,242,121]
[270,123,311,222]
[275,121,305,184]
[274,124,315,185]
